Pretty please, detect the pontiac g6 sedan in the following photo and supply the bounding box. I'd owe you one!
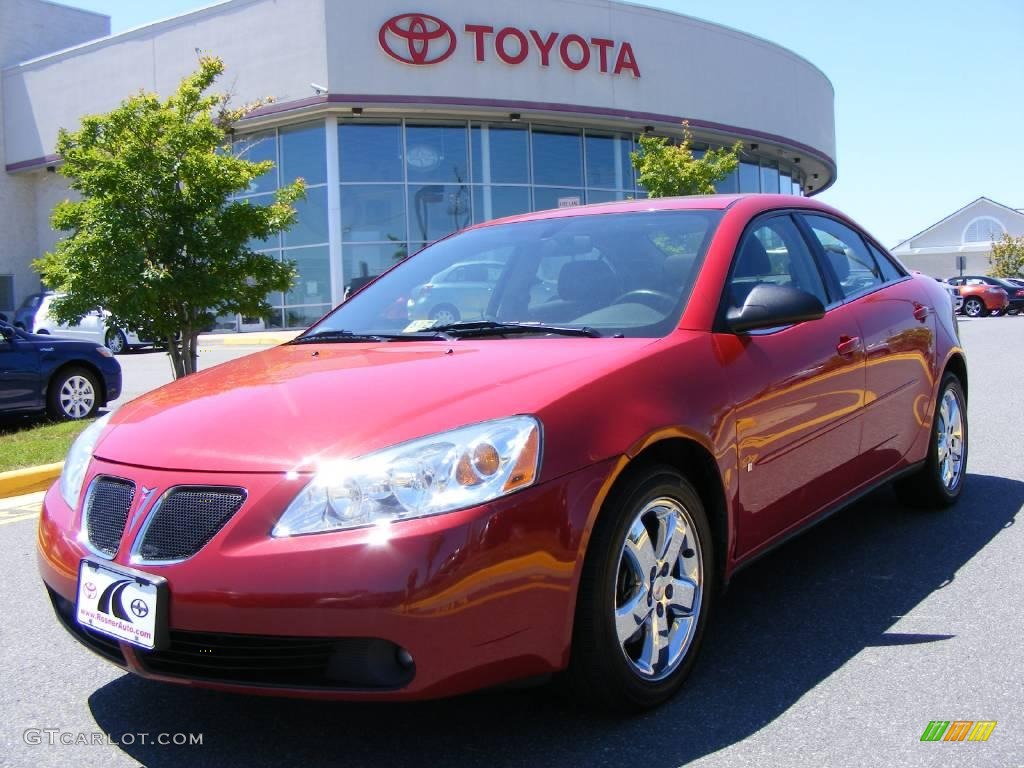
[39,195,967,712]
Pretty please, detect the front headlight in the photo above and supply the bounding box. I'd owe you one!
[60,413,112,510]
[273,416,542,537]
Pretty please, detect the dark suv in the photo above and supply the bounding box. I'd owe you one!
[947,275,1024,315]
[13,291,48,332]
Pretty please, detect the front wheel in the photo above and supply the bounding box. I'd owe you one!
[47,367,100,421]
[894,372,967,508]
[568,466,714,712]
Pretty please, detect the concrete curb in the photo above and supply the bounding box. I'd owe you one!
[220,331,300,346]
[200,331,300,347]
[0,462,62,500]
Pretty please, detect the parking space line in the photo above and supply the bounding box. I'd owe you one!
[0,511,38,525]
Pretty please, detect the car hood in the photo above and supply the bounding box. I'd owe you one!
[20,332,102,352]
[96,338,656,473]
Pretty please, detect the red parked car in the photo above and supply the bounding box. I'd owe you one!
[39,195,968,712]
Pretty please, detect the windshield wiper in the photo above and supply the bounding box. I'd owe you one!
[428,320,602,338]
[291,329,454,344]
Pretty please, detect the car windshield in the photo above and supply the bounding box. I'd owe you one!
[305,210,721,340]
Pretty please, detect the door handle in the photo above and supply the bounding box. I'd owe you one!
[913,303,930,322]
[836,336,861,357]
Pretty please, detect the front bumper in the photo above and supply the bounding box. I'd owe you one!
[100,360,122,403]
[38,456,616,700]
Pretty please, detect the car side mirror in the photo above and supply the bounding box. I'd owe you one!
[726,284,826,333]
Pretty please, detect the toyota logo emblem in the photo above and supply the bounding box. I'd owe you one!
[379,13,457,66]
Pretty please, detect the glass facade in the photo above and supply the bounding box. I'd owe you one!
[234,122,331,329]
[235,117,808,328]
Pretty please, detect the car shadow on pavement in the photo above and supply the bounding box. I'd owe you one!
[88,473,1023,768]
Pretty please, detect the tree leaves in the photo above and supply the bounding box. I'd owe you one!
[989,233,1024,278]
[630,121,742,198]
[34,56,304,378]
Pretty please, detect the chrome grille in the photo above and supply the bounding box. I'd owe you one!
[84,476,136,557]
[136,487,246,562]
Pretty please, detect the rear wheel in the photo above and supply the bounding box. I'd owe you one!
[894,372,967,508]
[962,297,986,317]
[568,466,714,713]
[429,304,460,326]
[47,367,100,421]
[105,329,128,355]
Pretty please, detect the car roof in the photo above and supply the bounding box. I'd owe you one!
[469,193,839,229]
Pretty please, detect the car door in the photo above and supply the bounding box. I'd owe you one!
[799,214,936,479]
[721,213,868,555]
[0,331,41,412]
[38,295,105,343]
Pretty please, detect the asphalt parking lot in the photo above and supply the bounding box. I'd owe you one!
[1,316,1022,768]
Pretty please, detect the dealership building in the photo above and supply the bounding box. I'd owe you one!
[1,0,836,328]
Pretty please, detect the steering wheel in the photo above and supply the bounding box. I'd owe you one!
[611,289,678,314]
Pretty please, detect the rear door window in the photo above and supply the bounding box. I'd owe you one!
[801,215,883,299]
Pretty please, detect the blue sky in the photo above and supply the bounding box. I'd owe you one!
[61,0,1024,247]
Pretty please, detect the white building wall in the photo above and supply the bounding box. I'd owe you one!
[324,0,836,162]
[909,199,1024,249]
[3,0,328,166]
[0,0,109,310]
[892,198,1024,278]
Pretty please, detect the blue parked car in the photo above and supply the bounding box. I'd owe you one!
[0,321,121,420]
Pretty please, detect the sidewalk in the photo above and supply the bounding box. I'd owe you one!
[0,490,44,526]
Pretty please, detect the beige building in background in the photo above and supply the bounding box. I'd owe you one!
[891,197,1024,279]
[2,0,837,327]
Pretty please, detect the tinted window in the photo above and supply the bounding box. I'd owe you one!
[869,243,904,282]
[339,122,404,182]
[729,216,828,309]
[802,215,883,298]
[471,123,529,184]
[0,276,12,312]
[532,127,583,187]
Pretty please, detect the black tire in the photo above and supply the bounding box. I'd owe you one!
[429,304,460,325]
[47,366,101,421]
[568,465,715,713]
[962,297,986,317]
[105,329,128,355]
[894,372,967,508]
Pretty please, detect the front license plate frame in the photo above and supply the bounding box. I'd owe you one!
[76,559,169,651]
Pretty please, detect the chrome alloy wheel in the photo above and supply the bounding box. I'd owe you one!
[936,388,965,491]
[614,497,703,681]
[963,297,983,317]
[60,375,95,419]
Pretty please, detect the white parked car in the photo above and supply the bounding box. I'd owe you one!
[935,279,964,312]
[32,293,157,354]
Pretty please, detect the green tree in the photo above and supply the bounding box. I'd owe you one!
[989,233,1024,278]
[35,56,304,379]
[631,121,742,198]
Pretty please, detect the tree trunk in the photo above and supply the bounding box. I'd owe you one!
[167,334,186,379]
[182,330,199,376]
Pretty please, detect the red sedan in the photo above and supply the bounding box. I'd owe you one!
[39,194,968,712]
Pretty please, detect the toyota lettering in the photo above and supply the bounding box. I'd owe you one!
[378,12,640,77]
